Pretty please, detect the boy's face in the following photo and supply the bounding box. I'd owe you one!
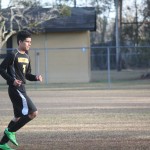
[19,37,31,51]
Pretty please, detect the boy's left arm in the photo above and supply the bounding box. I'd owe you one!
[26,61,42,82]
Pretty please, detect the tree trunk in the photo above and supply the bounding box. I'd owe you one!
[115,0,122,71]
[120,0,122,45]
[74,0,76,7]
[0,31,3,52]
[0,0,1,10]
[0,0,2,51]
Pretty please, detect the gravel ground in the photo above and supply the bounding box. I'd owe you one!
[0,89,150,150]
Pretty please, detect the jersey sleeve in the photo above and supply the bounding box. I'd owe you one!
[0,53,15,84]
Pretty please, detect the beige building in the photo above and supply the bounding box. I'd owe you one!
[1,7,96,84]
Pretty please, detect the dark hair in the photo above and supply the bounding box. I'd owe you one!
[17,30,31,45]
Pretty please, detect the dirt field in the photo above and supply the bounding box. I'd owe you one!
[0,88,150,150]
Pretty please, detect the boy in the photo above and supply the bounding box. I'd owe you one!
[0,30,42,150]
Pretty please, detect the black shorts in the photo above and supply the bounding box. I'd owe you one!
[8,84,37,118]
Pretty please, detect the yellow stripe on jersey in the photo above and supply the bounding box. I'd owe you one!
[18,57,29,63]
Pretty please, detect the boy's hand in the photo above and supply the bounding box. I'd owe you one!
[36,75,43,82]
[13,79,22,86]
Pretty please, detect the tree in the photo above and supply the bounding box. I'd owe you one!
[0,0,70,49]
[89,0,113,44]
[121,0,150,46]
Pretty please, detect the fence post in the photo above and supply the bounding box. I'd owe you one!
[34,49,40,88]
[45,48,48,84]
[35,49,40,75]
[107,47,111,88]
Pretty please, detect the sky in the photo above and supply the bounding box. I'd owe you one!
[1,0,54,8]
[1,0,143,20]
[1,0,90,8]
[2,0,143,10]
[1,0,9,8]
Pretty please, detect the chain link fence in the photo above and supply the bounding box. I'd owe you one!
[0,46,150,89]
[91,46,150,88]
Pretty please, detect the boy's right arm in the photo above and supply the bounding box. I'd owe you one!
[0,53,15,84]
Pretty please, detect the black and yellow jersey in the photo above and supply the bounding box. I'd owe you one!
[0,49,37,85]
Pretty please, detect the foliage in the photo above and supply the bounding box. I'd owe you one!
[90,0,113,15]
[89,0,113,44]
[59,4,71,16]
[121,0,150,46]
[13,0,41,7]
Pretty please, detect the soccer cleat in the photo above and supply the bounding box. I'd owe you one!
[4,128,18,146]
[0,143,15,150]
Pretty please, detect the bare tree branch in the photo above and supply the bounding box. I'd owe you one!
[0,0,70,49]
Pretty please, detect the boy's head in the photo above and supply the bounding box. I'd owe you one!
[17,30,31,45]
[17,30,32,52]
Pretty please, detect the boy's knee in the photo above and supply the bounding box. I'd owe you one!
[29,111,38,119]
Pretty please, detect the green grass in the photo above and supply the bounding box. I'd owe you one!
[0,79,150,91]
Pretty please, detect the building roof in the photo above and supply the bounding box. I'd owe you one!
[40,7,96,32]
[2,6,96,33]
